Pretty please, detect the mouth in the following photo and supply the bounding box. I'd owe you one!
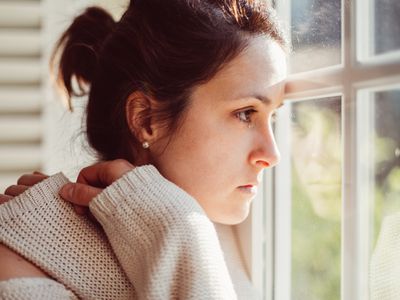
[237,184,258,194]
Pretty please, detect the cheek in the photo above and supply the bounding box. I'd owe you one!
[178,123,229,178]
[157,118,239,191]
[184,122,253,188]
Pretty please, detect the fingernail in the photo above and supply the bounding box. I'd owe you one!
[60,184,73,200]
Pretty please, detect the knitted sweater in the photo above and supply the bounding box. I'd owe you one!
[0,165,259,299]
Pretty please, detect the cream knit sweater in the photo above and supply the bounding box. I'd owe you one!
[0,165,259,299]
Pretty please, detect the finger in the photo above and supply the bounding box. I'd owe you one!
[17,174,48,186]
[0,194,13,204]
[77,159,134,186]
[4,185,29,197]
[73,204,89,215]
[59,183,102,207]
[77,159,133,187]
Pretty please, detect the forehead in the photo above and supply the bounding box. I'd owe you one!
[192,36,287,103]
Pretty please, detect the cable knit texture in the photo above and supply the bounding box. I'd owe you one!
[0,165,258,299]
[370,212,400,300]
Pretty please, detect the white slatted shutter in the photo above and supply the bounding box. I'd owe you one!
[0,0,132,192]
[0,0,43,192]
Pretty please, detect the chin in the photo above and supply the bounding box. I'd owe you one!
[212,205,251,225]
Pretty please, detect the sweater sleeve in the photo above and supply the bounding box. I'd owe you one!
[89,165,237,300]
[0,173,135,299]
[0,278,78,300]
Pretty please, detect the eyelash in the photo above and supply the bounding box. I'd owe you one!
[235,109,278,125]
[236,109,257,124]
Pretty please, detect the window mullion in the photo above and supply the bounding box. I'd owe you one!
[273,104,292,300]
[341,0,360,298]
[264,167,275,300]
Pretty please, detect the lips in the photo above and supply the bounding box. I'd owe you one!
[237,176,260,195]
[237,184,258,195]
[239,180,259,188]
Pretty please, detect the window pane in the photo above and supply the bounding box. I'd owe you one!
[290,97,342,300]
[372,90,400,244]
[370,90,400,299]
[290,0,341,73]
[374,0,400,54]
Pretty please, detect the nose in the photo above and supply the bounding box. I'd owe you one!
[249,126,281,170]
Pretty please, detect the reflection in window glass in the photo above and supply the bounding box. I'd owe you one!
[290,97,341,300]
[371,90,400,246]
[369,90,400,300]
[374,0,400,55]
[290,0,341,73]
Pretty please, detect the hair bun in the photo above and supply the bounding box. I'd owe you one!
[52,6,116,106]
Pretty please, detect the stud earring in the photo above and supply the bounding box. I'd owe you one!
[142,141,150,149]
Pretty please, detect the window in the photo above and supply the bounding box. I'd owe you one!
[237,0,400,299]
[287,97,342,300]
[288,0,341,73]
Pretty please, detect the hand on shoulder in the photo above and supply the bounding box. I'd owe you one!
[0,159,135,215]
[59,159,135,208]
[0,172,47,204]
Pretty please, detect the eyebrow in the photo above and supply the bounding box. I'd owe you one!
[236,94,284,108]
[253,94,272,104]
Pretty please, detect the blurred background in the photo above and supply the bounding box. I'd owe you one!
[0,0,128,192]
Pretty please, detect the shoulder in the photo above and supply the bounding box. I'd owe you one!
[0,243,50,281]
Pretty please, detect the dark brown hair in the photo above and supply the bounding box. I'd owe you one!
[52,0,286,163]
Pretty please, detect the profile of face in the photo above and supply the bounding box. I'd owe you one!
[291,100,342,221]
[146,36,287,225]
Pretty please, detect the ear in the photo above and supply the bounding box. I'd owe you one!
[125,91,162,144]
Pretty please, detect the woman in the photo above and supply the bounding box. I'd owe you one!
[0,0,287,299]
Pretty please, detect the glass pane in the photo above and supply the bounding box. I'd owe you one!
[372,90,400,244]
[369,90,400,299]
[290,0,341,73]
[374,0,400,54]
[290,97,342,300]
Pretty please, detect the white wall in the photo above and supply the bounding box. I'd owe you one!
[41,0,128,180]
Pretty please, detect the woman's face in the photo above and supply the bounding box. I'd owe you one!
[151,36,287,224]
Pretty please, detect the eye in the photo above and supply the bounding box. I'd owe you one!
[236,109,256,124]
